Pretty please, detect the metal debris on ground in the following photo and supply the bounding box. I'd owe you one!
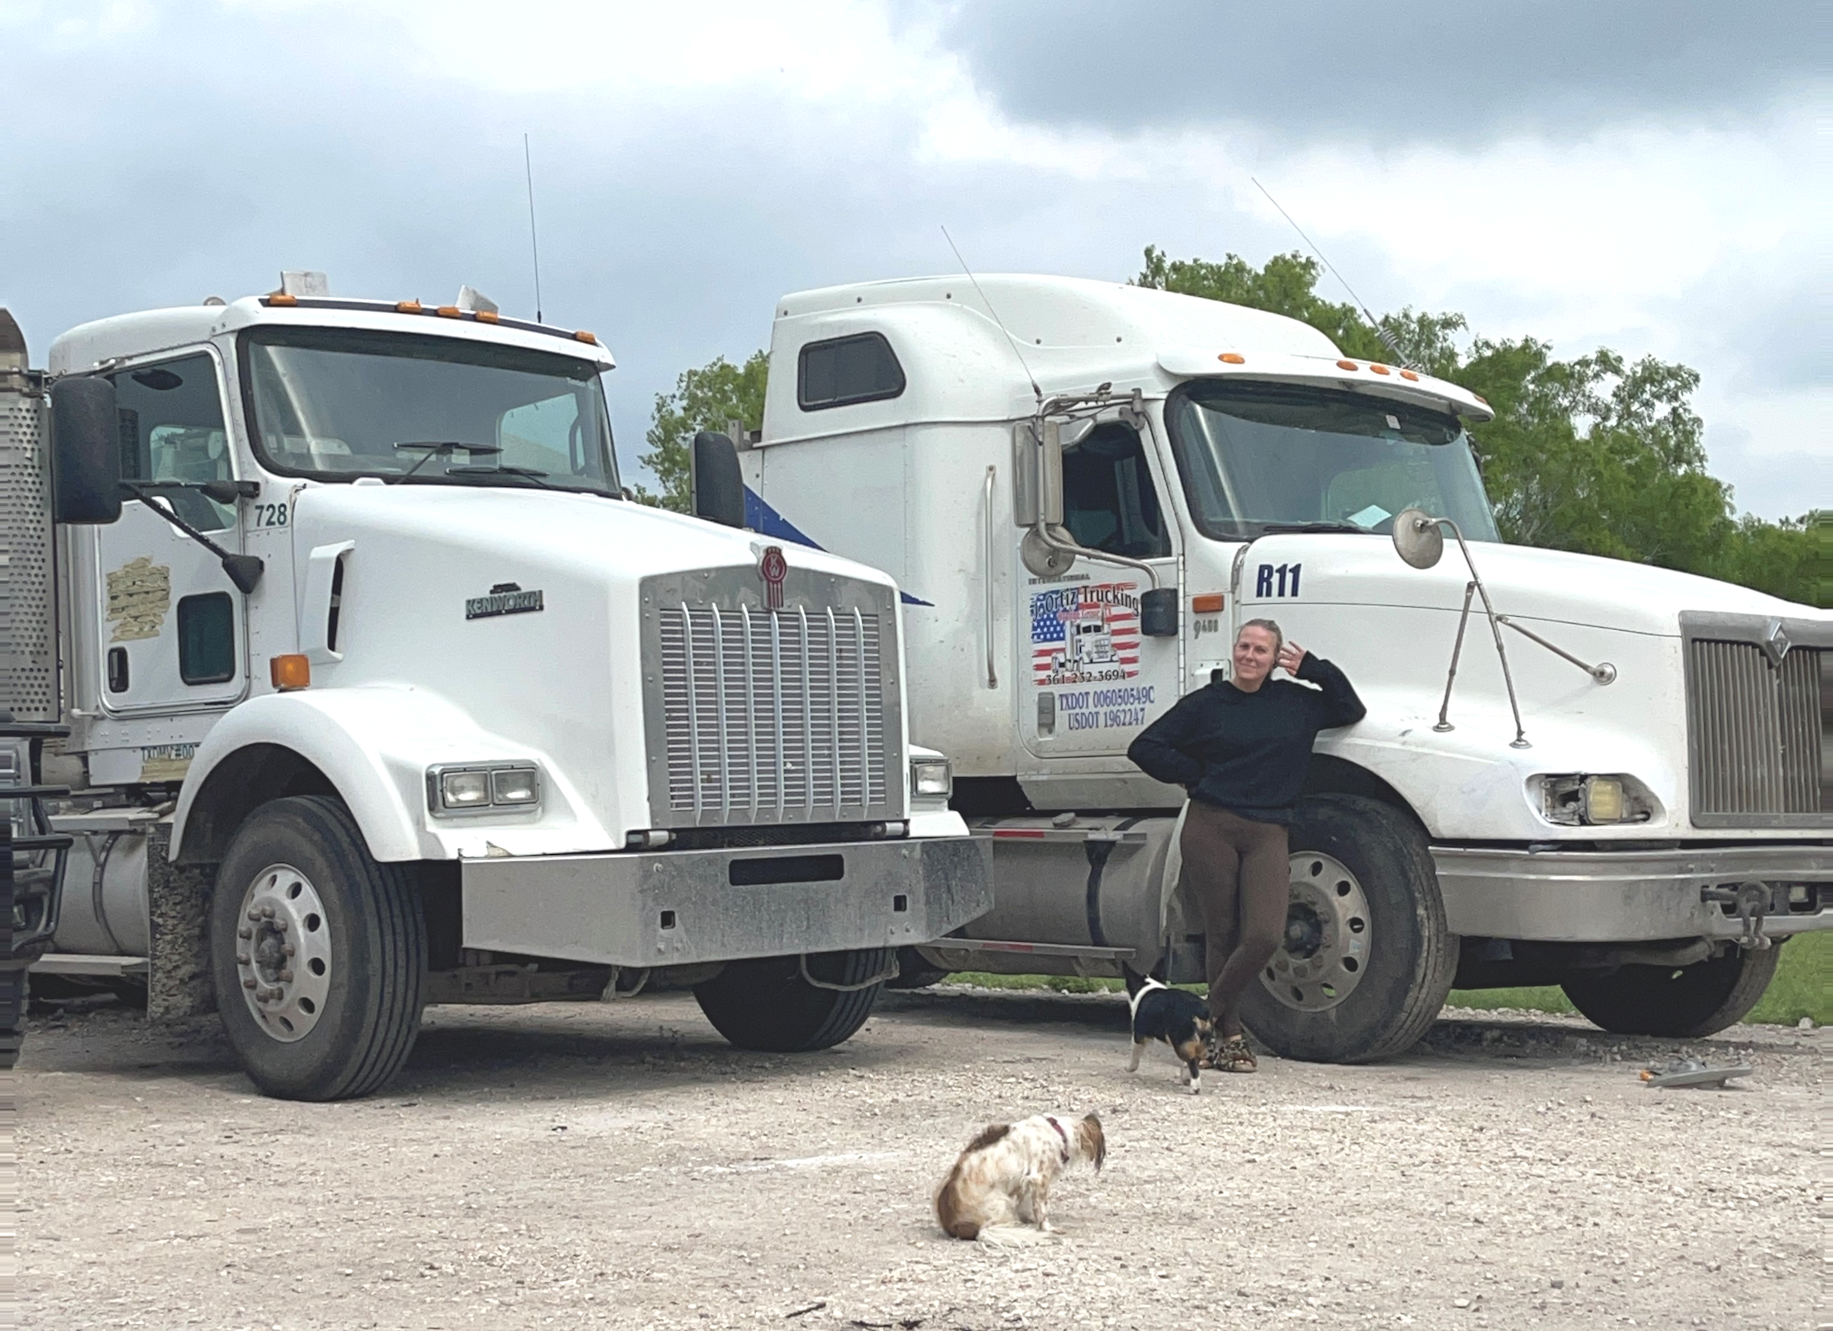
[1639,1058,1753,1089]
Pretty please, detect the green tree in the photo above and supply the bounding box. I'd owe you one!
[1136,247,1824,606]
[635,350,768,511]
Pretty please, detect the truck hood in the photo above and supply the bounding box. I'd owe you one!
[274,483,905,855]
[293,482,889,593]
[1256,533,1818,637]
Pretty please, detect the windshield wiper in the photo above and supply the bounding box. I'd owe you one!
[444,463,555,489]
[391,440,503,482]
[1258,522,1368,536]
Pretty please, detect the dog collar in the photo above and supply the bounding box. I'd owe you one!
[1045,1116,1070,1164]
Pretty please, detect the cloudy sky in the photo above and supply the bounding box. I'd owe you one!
[2,0,1821,515]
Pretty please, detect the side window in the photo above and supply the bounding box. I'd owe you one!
[110,353,234,531]
[1061,424,1172,558]
[797,333,905,411]
[176,593,236,685]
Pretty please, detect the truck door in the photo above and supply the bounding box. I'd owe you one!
[1021,421,1179,758]
[90,350,249,715]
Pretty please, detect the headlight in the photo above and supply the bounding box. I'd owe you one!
[1582,777,1625,824]
[911,757,953,800]
[490,767,540,805]
[428,763,541,814]
[1540,774,1651,825]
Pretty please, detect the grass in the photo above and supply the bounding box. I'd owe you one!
[942,929,1830,1026]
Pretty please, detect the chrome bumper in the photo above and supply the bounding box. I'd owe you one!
[1434,844,1833,942]
[461,835,992,968]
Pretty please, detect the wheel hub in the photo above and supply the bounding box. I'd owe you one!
[1259,852,1371,1013]
[234,863,332,1042]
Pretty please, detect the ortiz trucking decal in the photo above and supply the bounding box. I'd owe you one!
[1031,582,1141,685]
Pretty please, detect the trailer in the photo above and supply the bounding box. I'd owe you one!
[0,279,990,1098]
[727,274,1830,1062]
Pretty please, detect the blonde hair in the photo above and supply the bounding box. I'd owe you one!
[1237,618,1284,656]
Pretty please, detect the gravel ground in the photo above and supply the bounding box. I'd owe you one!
[9,985,1820,1331]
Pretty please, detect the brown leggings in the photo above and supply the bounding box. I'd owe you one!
[1181,802,1290,1038]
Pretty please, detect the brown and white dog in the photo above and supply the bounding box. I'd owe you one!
[934,1112,1105,1244]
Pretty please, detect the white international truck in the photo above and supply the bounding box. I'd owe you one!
[0,275,991,1098]
[723,273,1830,1063]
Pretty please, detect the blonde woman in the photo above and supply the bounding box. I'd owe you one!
[1127,619,1365,1072]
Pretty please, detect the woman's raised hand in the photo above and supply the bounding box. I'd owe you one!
[1278,642,1308,674]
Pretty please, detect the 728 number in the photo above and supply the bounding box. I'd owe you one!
[252,502,289,528]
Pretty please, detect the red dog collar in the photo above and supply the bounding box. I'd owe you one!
[1046,1116,1070,1164]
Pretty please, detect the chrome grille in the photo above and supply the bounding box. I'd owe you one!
[0,371,57,721]
[642,565,900,828]
[1686,637,1827,825]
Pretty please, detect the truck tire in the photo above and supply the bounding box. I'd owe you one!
[1238,795,1456,1064]
[1560,943,1781,1037]
[694,947,892,1052]
[209,796,426,1101]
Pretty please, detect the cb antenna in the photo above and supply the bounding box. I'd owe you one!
[524,133,544,323]
[941,225,1041,404]
[1251,176,1413,368]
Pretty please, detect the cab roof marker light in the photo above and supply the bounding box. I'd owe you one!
[435,305,462,318]
[1218,352,1246,364]
[1369,363,1392,375]
[264,293,299,307]
[476,310,500,323]
[1336,359,1358,371]
[1400,369,1420,381]
[396,300,423,313]
[573,330,597,345]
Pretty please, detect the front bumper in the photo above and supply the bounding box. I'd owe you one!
[460,835,993,968]
[1434,844,1833,942]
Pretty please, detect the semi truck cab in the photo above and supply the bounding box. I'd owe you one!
[737,273,1830,1062]
[0,277,990,1097]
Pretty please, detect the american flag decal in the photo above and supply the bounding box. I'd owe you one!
[1029,582,1142,685]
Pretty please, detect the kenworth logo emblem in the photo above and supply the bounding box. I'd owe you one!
[466,582,545,620]
[758,545,788,609]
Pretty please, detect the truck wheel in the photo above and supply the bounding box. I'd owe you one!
[1560,943,1781,1037]
[209,796,426,1100]
[694,947,892,1052]
[884,946,950,991]
[1239,795,1456,1064]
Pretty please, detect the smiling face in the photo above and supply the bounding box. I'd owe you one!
[1233,624,1279,690]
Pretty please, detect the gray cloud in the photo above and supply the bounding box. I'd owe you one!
[922,0,1819,144]
[0,4,1812,519]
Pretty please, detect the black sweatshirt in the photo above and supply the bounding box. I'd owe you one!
[1126,655,1366,825]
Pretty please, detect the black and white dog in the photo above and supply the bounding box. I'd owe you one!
[1122,964,1214,1094]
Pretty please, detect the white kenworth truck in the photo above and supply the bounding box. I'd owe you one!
[722,274,1830,1063]
[0,276,990,1099]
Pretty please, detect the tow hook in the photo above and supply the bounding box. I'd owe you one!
[1701,882,1773,950]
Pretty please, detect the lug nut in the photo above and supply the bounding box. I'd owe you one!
[273,919,288,933]
[237,926,252,940]
[282,944,296,957]
[279,969,294,982]
[247,910,262,922]
[243,978,257,990]
[261,904,276,918]
[236,954,250,965]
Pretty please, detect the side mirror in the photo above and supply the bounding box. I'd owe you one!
[1139,586,1178,637]
[50,376,122,524]
[1038,419,1065,527]
[1392,508,1444,569]
[690,431,745,529]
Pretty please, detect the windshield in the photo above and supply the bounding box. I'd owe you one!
[240,328,620,495]
[1165,381,1498,541]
